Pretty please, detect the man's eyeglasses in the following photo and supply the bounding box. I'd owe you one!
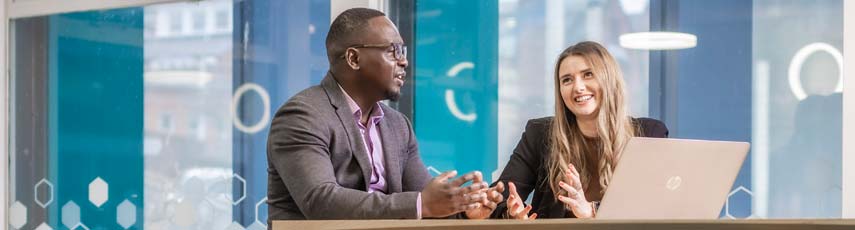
[341,43,407,61]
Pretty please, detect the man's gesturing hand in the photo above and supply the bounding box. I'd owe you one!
[420,170,489,218]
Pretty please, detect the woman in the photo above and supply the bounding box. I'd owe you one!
[491,41,668,219]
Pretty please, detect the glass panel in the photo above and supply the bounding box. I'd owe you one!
[414,0,499,180]
[656,0,755,218]
[12,8,146,230]
[9,0,329,228]
[11,15,52,230]
[143,1,234,229]
[231,0,330,227]
[651,0,843,219]
[752,0,843,218]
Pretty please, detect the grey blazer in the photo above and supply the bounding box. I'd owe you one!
[267,73,431,221]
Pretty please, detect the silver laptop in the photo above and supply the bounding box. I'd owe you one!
[596,137,749,219]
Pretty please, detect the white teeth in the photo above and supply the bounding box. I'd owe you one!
[574,95,593,102]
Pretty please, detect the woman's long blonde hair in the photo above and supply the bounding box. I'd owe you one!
[547,41,636,199]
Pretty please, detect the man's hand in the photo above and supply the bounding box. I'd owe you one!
[464,181,505,219]
[420,170,488,218]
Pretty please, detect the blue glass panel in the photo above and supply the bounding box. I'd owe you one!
[50,9,144,229]
[415,0,499,180]
[232,0,330,226]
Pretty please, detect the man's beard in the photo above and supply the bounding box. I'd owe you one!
[385,89,401,102]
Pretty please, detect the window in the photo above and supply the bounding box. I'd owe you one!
[159,113,173,132]
[215,9,229,31]
[169,11,183,35]
[192,10,207,34]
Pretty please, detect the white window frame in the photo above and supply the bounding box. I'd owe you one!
[1,0,7,227]
[7,0,185,19]
[2,0,191,228]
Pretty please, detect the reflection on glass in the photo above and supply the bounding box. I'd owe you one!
[752,0,842,219]
[9,1,234,229]
[12,7,147,230]
[143,0,233,229]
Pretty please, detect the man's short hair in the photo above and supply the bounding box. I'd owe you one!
[326,8,387,63]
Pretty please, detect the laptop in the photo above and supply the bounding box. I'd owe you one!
[595,137,749,219]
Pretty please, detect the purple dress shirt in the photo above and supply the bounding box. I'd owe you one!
[340,87,422,219]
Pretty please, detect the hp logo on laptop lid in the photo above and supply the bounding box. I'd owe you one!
[666,176,682,191]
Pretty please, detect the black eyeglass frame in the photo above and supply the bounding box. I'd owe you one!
[340,42,408,61]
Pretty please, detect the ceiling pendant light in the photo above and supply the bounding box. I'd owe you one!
[619,32,697,50]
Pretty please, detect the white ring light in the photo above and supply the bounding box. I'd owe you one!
[232,83,272,134]
[788,42,843,101]
[445,62,477,123]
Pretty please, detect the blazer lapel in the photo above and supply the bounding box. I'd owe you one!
[378,114,402,193]
[321,73,373,189]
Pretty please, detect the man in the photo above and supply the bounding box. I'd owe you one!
[267,8,504,222]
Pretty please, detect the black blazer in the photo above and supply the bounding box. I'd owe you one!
[491,117,669,219]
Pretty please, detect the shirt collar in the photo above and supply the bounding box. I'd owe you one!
[338,84,385,124]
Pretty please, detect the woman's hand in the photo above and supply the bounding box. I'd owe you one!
[556,163,594,218]
[506,182,538,220]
